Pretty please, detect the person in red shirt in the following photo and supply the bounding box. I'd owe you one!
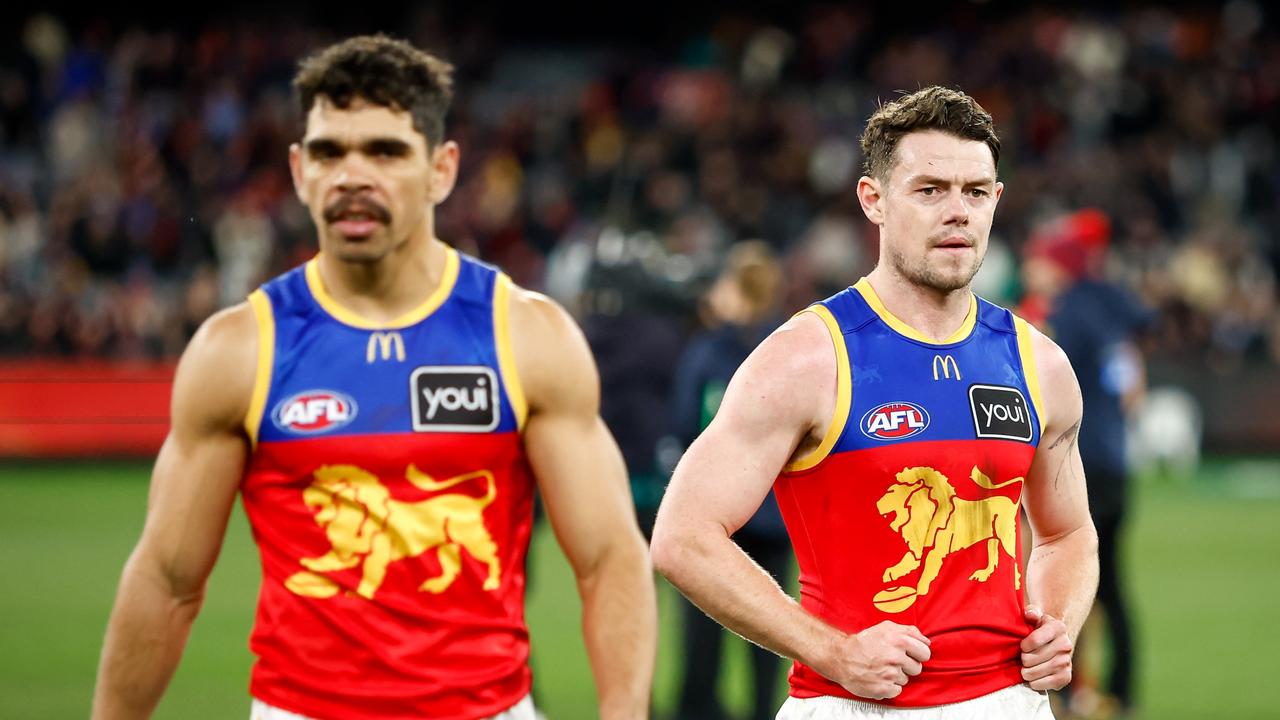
[652,86,1098,719]
[92,35,655,720]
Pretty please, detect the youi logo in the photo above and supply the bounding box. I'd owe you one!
[273,390,358,434]
[411,366,500,433]
[861,401,930,441]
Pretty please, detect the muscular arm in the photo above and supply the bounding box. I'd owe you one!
[92,305,257,719]
[509,287,656,720]
[651,313,930,700]
[1020,327,1100,689]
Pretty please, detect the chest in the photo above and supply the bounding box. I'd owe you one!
[261,310,511,443]
[839,328,1040,453]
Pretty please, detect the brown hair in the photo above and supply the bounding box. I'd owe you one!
[293,34,454,147]
[860,86,1000,182]
[722,240,783,324]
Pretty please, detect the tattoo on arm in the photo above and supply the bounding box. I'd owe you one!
[1048,418,1081,490]
[1047,419,1081,451]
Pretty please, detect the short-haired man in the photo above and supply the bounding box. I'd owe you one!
[652,86,1098,719]
[93,35,655,720]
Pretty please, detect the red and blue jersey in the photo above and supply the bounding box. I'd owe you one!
[775,278,1048,707]
[240,247,534,720]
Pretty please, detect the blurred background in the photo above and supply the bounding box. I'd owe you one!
[1,1,1277,719]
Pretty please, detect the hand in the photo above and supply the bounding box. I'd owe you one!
[823,621,931,700]
[1021,605,1073,690]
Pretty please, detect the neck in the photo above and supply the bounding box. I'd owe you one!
[864,265,974,342]
[316,225,449,324]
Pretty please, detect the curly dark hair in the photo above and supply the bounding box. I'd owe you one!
[293,34,454,147]
[860,86,1000,182]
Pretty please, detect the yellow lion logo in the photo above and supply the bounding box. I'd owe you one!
[872,466,1023,613]
[284,464,501,600]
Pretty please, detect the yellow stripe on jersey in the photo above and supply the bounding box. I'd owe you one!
[304,246,461,330]
[853,277,978,345]
[493,273,528,431]
[245,289,276,448]
[784,305,852,473]
[1013,315,1047,437]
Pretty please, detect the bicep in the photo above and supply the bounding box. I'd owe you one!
[659,318,832,536]
[136,426,247,596]
[1024,335,1093,542]
[526,410,635,575]
[661,411,797,538]
[514,291,638,575]
[130,308,255,596]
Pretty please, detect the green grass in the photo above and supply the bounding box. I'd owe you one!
[1124,460,1280,719]
[0,460,1277,719]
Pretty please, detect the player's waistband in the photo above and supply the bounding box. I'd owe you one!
[776,683,1051,719]
[250,694,538,720]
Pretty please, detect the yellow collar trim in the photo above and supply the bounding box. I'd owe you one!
[305,247,460,330]
[853,277,978,345]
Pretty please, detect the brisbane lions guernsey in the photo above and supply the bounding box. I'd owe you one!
[240,246,534,720]
[774,278,1046,707]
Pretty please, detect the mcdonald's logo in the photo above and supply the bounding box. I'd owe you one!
[932,354,961,381]
[366,332,406,363]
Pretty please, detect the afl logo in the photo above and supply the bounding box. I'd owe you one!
[272,390,358,434]
[861,401,930,441]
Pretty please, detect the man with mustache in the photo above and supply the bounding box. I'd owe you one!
[652,87,1098,719]
[93,35,655,720]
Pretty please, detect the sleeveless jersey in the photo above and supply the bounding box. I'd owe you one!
[240,247,534,720]
[774,278,1047,707]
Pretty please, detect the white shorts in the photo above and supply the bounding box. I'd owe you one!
[250,693,538,720]
[775,684,1053,720]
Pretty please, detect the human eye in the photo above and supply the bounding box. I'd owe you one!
[307,141,343,161]
[366,140,410,159]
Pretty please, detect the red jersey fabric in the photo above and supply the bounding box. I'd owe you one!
[240,250,535,719]
[774,279,1047,707]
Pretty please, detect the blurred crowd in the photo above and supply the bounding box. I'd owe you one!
[0,4,1277,371]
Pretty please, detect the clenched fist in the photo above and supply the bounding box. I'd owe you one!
[1021,605,1073,691]
[820,621,932,700]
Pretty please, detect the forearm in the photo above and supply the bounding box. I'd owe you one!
[1026,524,1099,640]
[654,520,838,673]
[576,535,657,720]
[93,556,204,720]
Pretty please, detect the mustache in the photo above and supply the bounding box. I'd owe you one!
[322,193,392,224]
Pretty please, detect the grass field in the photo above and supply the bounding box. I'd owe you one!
[1,459,1278,719]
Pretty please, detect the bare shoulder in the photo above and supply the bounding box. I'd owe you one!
[1027,323,1082,434]
[748,310,836,381]
[172,302,259,434]
[716,309,838,438]
[505,282,597,414]
[507,283,582,349]
[1028,324,1072,384]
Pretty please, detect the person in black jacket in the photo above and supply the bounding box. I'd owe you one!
[669,241,794,720]
[1022,209,1150,719]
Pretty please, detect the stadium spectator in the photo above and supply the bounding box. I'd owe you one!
[0,7,1275,374]
[1022,209,1152,719]
[668,240,793,720]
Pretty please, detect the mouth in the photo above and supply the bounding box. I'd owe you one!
[323,197,392,239]
[933,236,974,251]
[330,214,384,238]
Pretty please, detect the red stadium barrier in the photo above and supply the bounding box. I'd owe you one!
[0,360,175,458]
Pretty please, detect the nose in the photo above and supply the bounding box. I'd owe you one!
[944,189,969,225]
[333,156,375,194]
